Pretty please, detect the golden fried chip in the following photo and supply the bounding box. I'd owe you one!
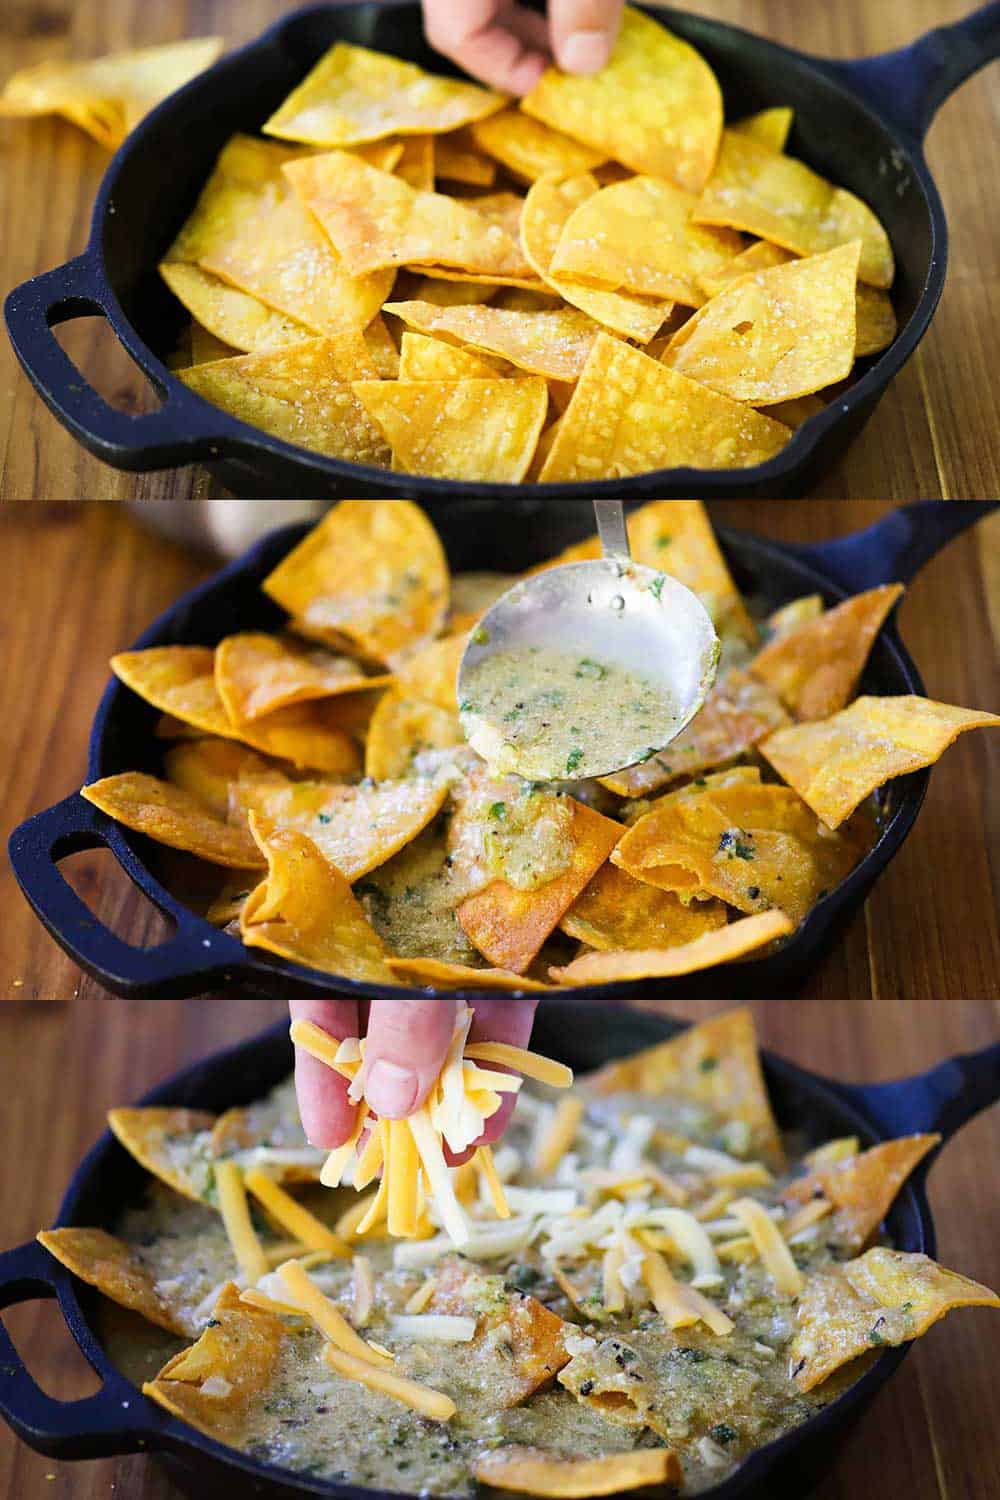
[364,691,463,780]
[731,106,793,153]
[393,134,435,191]
[764,594,824,640]
[159,263,313,355]
[750,584,903,720]
[791,1249,1000,1392]
[81,772,265,869]
[611,775,860,923]
[559,862,727,950]
[549,175,742,307]
[473,1446,682,1496]
[353,377,548,482]
[549,908,794,985]
[472,108,607,184]
[696,238,794,299]
[263,501,449,663]
[363,314,401,377]
[408,275,496,307]
[107,1107,217,1202]
[163,738,288,817]
[283,152,528,279]
[522,7,722,192]
[432,1259,570,1402]
[600,668,789,797]
[762,394,827,428]
[627,500,757,644]
[694,131,894,288]
[664,242,861,403]
[189,322,238,366]
[384,299,601,381]
[215,632,390,722]
[386,957,551,991]
[760,696,1000,828]
[178,337,391,465]
[263,42,503,147]
[855,284,898,356]
[537,334,790,480]
[520,173,668,343]
[784,1135,940,1250]
[394,633,467,709]
[398,332,505,380]
[38,1228,193,1336]
[0,37,223,148]
[435,129,496,185]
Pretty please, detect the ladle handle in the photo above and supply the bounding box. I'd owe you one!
[593,500,631,560]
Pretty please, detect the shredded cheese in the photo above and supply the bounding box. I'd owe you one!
[684,1145,772,1187]
[729,1198,804,1296]
[240,1287,305,1320]
[602,1242,627,1313]
[353,1125,384,1191]
[321,1104,369,1188]
[387,1118,421,1239]
[244,1169,351,1258]
[290,1019,358,1081]
[352,1255,374,1327]
[475,1145,511,1219]
[408,1107,470,1247]
[356,1129,392,1236]
[627,1209,722,1290]
[404,1277,437,1314]
[336,1192,381,1240]
[782,1199,832,1241]
[277,1259,394,1364]
[463,1042,573,1090]
[641,1248,734,1337]
[214,1162,269,1284]
[389,1314,477,1343]
[550,1261,584,1308]
[533,1096,585,1176]
[322,1344,455,1421]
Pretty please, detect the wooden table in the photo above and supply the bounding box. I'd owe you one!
[2,0,1000,500]
[0,996,997,1500]
[1,498,998,1001]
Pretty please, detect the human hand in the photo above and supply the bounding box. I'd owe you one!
[423,0,624,94]
[290,998,540,1153]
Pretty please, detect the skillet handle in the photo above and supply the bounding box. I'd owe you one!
[834,1043,1000,1144]
[7,792,247,998]
[0,1239,165,1457]
[825,3,1000,143]
[785,500,997,593]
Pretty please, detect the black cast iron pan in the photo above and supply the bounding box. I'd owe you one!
[7,500,995,1000]
[0,1005,997,1498]
[5,2,1000,499]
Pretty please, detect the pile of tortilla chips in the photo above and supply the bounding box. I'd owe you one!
[139,9,900,480]
[78,499,999,993]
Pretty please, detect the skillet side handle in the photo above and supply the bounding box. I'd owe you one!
[7,792,247,998]
[0,1240,164,1457]
[837,1043,1000,1145]
[787,500,997,593]
[826,2,1000,142]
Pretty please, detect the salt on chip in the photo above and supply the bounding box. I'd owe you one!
[363,314,401,378]
[559,862,727,951]
[384,300,601,382]
[472,1447,682,1497]
[435,130,496,185]
[386,958,550,991]
[664,242,861,404]
[215,632,391,723]
[549,908,794,986]
[696,239,794,299]
[784,1134,940,1251]
[262,500,449,663]
[759,696,1000,829]
[471,109,607,183]
[365,691,463,780]
[522,7,723,193]
[353,377,548,482]
[159,263,313,355]
[731,107,793,154]
[398,332,505,381]
[694,131,894,289]
[163,738,288,817]
[262,42,504,147]
[431,1260,570,1402]
[537,333,790,481]
[81,772,265,869]
[38,1228,193,1336]
[107,1107,217,1202]
[750,584,903,720]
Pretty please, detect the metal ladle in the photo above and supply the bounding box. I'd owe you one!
[457,501,720,782]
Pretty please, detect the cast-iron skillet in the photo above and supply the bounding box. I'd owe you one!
[0,1005,998,1498]
[5,3,1000,498]
[7,500,995,1000]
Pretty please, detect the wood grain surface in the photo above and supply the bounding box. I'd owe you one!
[0,996,996,1500]
[0,499,997,1002]
[2,0,1000,500]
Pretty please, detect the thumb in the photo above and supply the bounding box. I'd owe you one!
[549,0,624,74]
[363,999,459,1118]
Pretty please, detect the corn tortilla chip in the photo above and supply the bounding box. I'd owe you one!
[628,500,757,645]
[764,594,824,640]
[215,632,391,722]
[107,1107,217,1202]
[263,43,504,147]
[81,772,265,869]
[394,632,467,710]
[262,501,449,664]
[559,862,727,950]
[432,1259,570,1402]
[384,300,601,382]
[694,131,894,289]
[537,334,790,481]
[394,134,435,191]
[549,907,794,985]
[472,110,606,183]
[750,584,903,720]
[791,1249,1000,1392]
[408,275,495,307]
[664,242,861,403]
[760,696,1000,828]
[435,130,496,185]
[363,314,401,377]
[364,691,463,780]
[731,107,793,154]
[386,957,550,991]
[159,263,313,355]
[473,1446,682,1496]
[522,7,722,193]
[189,322,239,366]
[353,377,548,482]
[696,239,794,299]
[855,284,898,357]
[398,332,505,381]
[784,1135,940,1251]
[163,738,288,818]
[38,1228,193,1336]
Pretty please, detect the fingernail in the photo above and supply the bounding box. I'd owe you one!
[560,29,612,74]
[365,1059,419,1118]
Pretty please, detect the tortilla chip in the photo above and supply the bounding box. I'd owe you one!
[694,131,894,289]
[215,632,390,722]
[611,775,860,924]
[283,152,528,280]
[548,907,794,985]
[364,691,463,780]
[855,284,898,357]
[731,107,793,154]
[263,42,503,147]
[784,1135,940,1251]
[0,37,223,148]
[537,333,790,480]
[143,1283,285,1439]
[188,322,238,365]
[393,134,435,191]
[627,500,757,644]
[384,299,600,382]
[587,1006,784,1165]
[408,275,496,307]
[473,1446,682,1496]
[240,821,393,982]
[522,7,722,193]
[262,501,449,664]
[393,633,466,710]
[237,773,449,882]
[791,1249,1000,1392]
[107,1107,217,1202]
[559,862,727,951]
[528,416,563,481]
[760,696,1000,829]
[664,242,861,403]
[385,957,551,991]
[38,1228,192,1336]
[764,594,824,640]
[558,1338,664,1436]
[81,772,265,869]
[750,584,903,720]
[472,109,606,183]
[205,878,254,928]
[353,377,548,482]
[600,668,789,798]
[550,175,742,307]
[432,1258,570,1402]
[456,798,622,973]
[696,238,794,299]
[363,314,401,377]
[159,263,313,355]
[435,130,496,185]
[520,173,668,343]
[398,331,505,381]
[164,737,288,817]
